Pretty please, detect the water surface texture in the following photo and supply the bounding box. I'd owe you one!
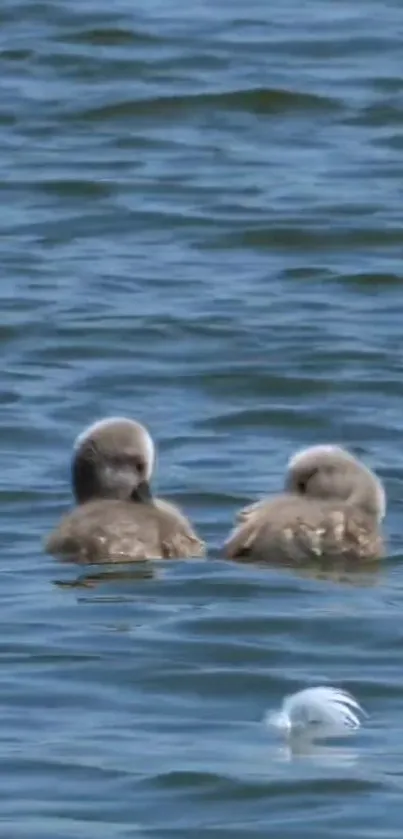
[1,0,403,836]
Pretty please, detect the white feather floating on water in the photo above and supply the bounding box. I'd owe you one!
[266,687,366,741]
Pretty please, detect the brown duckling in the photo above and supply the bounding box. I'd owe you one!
[45,417,205,563]
[223,445,385,564]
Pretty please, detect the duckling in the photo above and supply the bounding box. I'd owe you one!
[223,445,385,564]
[45,417,205,563]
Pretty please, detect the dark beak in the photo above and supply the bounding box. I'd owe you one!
[131,480,152,504]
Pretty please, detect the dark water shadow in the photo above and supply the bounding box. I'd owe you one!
[53,562,156,591]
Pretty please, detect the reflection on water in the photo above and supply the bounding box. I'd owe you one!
[52,553,384,592]
[273,741,362,770]
[233,555,383,588]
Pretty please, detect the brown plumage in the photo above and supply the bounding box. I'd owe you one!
[45,417,205,563]
[224,445,385,565]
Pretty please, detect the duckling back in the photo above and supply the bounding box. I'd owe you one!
[45,497,205,563]
[224,493,384,565]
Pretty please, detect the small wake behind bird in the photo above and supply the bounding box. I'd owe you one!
[266,686,366,743]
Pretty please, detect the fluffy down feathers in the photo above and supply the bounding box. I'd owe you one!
[266,686,366,741]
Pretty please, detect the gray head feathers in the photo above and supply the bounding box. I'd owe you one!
[72,417,155,505]
[285,444,385,522]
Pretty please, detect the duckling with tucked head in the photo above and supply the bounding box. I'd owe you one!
[223,444,385,564]
[45,417,205,563]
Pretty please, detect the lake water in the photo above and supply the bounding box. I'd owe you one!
[1,0,403,836]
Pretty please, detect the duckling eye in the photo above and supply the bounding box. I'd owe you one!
[297,468,317,494]
[129,455,145,475]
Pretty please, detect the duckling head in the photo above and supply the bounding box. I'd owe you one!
[285,444,385,522]
[72,416,155,505]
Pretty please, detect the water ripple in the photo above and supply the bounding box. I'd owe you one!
[2,0,403,836]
